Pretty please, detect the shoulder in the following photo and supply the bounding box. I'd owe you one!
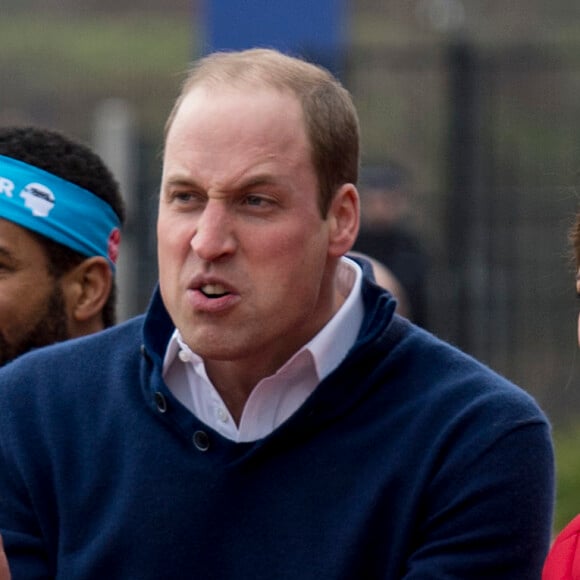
[363,315,548,431]
[0,314,145,392]
[0,315,149,454]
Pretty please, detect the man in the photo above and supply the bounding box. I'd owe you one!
[0,126,125,577]
[0,49,553,578]
[0,126,125,366]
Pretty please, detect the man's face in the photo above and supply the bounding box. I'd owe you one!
[0,219,69,366]
[158,85,356,376]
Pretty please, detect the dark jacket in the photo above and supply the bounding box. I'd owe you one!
[0,280,554,578]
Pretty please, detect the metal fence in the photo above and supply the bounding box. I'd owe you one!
[346,41,580,426]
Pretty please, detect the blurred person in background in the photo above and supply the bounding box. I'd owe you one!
[348,250,411,317]
[543,210,580,579]
[0,125,125,367]
[0,49,554,579]
[353,162,429,326]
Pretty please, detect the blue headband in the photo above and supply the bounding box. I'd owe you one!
[0,154,121,271]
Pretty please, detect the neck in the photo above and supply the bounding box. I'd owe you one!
[204,282,348,425]
[204,360,273,425]
[70,317,105,339]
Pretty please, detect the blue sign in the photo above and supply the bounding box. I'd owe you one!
[201,0,348,78]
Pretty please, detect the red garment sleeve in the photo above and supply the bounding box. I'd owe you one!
[543,514,580,579]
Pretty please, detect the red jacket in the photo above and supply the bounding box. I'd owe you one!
[544,514,580,579]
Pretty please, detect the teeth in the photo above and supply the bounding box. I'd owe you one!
[201,283,228,297]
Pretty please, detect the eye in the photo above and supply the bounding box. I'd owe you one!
[178,194,194,205]
[0,259,16,276]
[174,191,196,202]
[166,189,206,210]
[245,195,266,207]
[242,193,279,211]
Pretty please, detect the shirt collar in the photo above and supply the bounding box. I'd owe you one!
[304,256,363,380]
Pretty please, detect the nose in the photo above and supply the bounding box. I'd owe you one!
[190,199,237,261]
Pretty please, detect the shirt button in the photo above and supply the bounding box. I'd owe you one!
[193,430,210,452]
[178,350,192,363]
[217,408,229,423]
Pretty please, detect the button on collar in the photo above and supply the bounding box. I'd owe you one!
[178,349,193,363]
[217,407,229,423]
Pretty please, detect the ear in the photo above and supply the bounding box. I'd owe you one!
[327,183,360,257]
[61,256,113,336]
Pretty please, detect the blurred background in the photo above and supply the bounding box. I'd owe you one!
[3,0,580,531]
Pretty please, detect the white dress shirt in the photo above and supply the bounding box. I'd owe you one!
[162,256,364,442]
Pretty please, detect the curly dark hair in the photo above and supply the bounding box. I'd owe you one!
[0,125,126,327]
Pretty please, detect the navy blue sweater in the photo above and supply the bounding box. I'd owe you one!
[0,281,554,579]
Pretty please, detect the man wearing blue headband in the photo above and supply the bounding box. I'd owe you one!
[0,126,124,367]
[0,50,553,579]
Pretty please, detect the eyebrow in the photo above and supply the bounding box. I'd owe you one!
[235,174,281,190]
[164,173,282,192]
[163,176,199,189]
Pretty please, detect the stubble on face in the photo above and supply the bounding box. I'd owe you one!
[0,282,70,367]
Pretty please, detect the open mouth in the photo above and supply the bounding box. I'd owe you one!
[200,283,230,299]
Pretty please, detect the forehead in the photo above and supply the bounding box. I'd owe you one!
[164,86,312,178]
[169,85,304,141]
